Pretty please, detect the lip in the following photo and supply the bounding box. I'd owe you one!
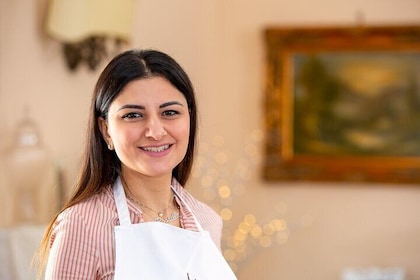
[139,144,173,157]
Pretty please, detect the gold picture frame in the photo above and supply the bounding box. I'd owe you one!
[263,25,420,183]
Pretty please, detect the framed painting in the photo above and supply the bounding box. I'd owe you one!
[263,25,420,183]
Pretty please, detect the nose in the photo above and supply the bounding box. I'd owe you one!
[145,117,167,140]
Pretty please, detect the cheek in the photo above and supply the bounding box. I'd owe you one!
[109,125,139,146]
[172,119,190,150]
[179,120,191,142]
[182,126,192,154]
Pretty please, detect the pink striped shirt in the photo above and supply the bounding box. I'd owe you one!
[45,179,223,279]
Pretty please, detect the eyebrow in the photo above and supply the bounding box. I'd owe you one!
[160,101,184,108]
[118,101,184,111]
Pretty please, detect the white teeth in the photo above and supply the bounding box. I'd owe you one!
[142,145,170,152]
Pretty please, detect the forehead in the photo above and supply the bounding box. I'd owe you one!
[112,76,187,106]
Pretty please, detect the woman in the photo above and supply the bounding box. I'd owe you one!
[37,49,237,279]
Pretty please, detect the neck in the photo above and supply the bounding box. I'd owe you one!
[121,170,173,210]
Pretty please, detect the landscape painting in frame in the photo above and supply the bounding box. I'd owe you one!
[263,25,420,183]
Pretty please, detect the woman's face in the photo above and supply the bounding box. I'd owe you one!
[99,76,190,180]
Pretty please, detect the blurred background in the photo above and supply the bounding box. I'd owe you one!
[0,0,419,279]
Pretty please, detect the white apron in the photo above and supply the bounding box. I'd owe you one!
[113,178,237,280]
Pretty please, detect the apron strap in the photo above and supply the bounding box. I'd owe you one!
[171,186,205,232]
[113,177,132,226]
[112,176,204,231]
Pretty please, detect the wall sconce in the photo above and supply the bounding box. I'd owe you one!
[45,0,136,71]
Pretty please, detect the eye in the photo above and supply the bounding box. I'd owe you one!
[162,110,179,117]
[122,112,143,120]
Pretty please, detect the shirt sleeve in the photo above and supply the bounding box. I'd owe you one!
[45,206,98,279]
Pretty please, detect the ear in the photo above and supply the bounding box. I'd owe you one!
[98,117,112,147]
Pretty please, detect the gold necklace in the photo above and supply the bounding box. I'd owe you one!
[131,195,174,218]
[129,196,180,223]
[121,177,179,223]
[140,205,180,223]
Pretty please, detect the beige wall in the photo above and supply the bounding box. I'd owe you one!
[1,0,420,279]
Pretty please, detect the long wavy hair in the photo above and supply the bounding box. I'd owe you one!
[35,49,198,275]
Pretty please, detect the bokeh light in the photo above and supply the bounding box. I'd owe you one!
[190,130,313,272]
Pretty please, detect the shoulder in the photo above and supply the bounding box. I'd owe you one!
[60,186,115,220]
[52,186,118,241]
[173,180,222,226]
[172,180,223,249]
[183,192,222,230]
[47,187,117,278]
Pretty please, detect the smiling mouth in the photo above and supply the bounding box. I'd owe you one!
[141,144,171,152]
